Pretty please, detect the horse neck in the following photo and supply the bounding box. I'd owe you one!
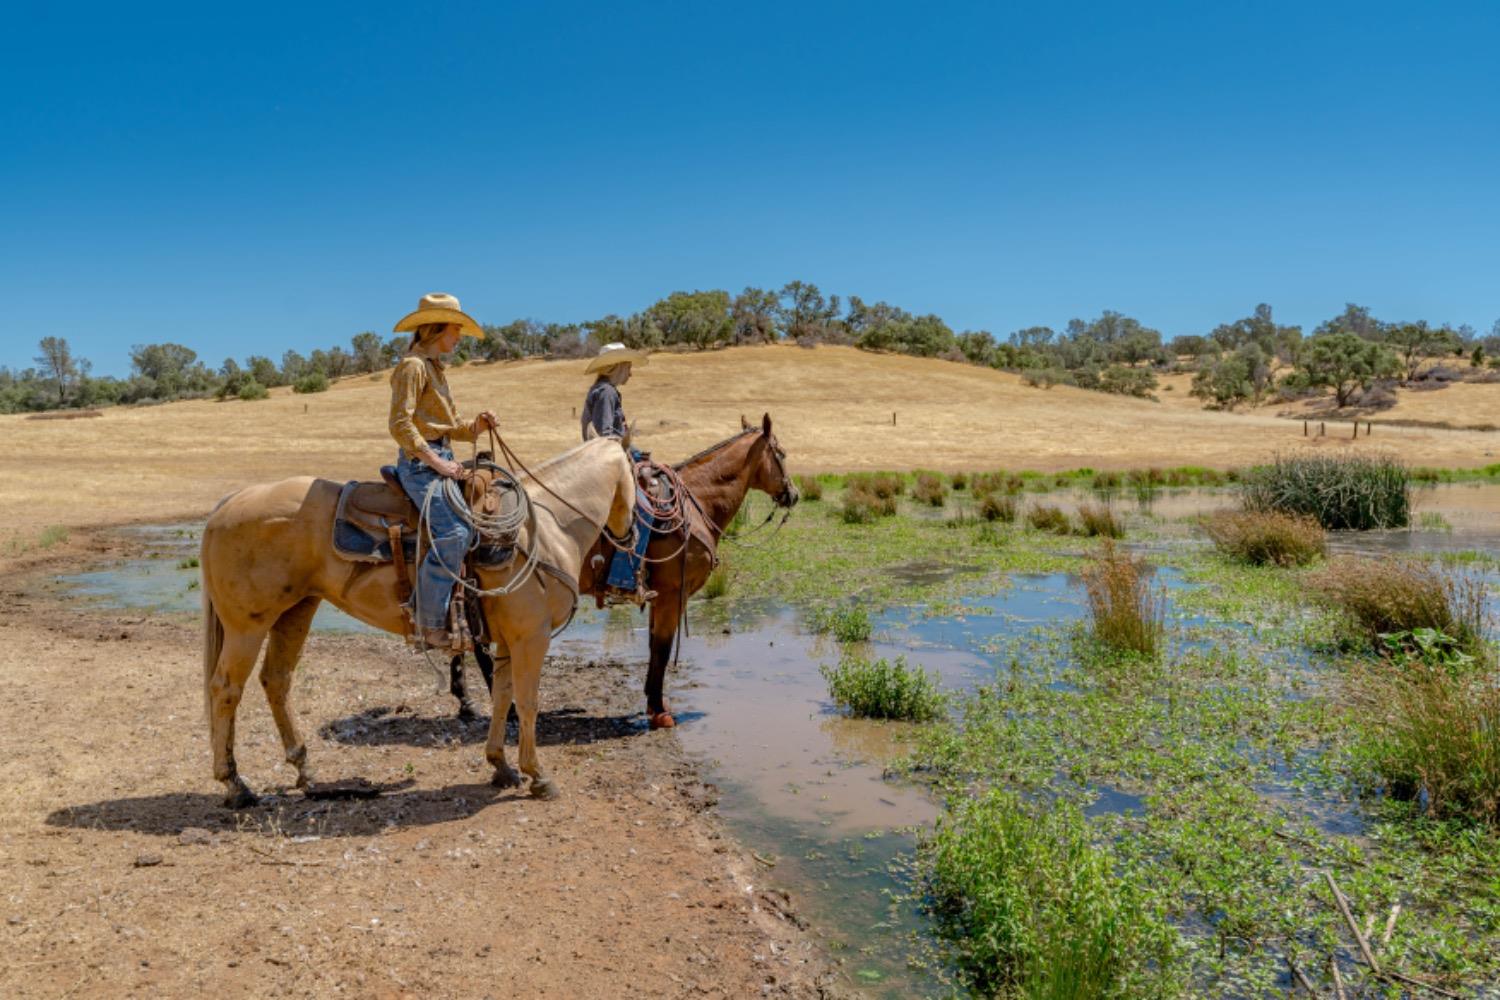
[678,435,760,531]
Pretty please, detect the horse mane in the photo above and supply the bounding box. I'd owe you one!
[673,428,759,471]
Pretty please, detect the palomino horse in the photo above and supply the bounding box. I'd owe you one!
[200,436,635,807]
[454,414,798,728]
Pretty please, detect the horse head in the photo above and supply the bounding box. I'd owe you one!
[740,412,798,509]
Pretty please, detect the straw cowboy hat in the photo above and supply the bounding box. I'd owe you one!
[393,292,484,339]
[585,342,648,375]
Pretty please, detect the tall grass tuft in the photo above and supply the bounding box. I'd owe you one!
[1241,452,1411,529]
[1081,541,1164,659]
[702,559,730,600]
[1075,503,1124,539]
[1201,510,1325,567]
[914,471,948,507]
[794,474,823,502]
[1026,504,1072,535]
[821,654,944,721]
[1313,557,1487,657]
[846,471,905,499]
[924,789,1177,998]
[1351,638,1500,827]
[840,480,898,523]
[979,492,1018,523]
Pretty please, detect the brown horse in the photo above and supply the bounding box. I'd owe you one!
[200,437,635,807]
[585,413,797,727]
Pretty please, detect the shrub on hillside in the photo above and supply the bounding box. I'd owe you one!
[1201,511,1325,567]
[237,379,269,401]
[292,371,330,394]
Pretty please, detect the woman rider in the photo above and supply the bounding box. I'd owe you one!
[581,342,653,604]
[389,292,497,648]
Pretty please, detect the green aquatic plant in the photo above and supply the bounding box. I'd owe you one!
[808,605,873,643]
[923,789,1178,999]
[1313,557,1487,658]
[1081,541,1165,660]
[821,654,943,721]
[1241,452,1411,530]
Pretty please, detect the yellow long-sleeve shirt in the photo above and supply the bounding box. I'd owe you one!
[388,354,477,460]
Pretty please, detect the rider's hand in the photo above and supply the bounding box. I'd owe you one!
[424,451,466,479]
[473,410,498,433]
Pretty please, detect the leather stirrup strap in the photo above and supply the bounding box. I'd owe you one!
[389,524,412,608]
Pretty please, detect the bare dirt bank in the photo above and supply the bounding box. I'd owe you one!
[0,542,842,999]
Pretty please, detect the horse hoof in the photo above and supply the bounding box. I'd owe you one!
[648,711,676,730]
[223,780,260,810]
[491,765,523,789]
[457,704,477,723]
[529,776,560,800]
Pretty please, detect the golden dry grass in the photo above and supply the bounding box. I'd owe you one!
[3,345,1494,554]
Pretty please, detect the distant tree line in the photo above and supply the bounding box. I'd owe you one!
[4,283,1498,414]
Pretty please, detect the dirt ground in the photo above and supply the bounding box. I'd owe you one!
[5,344,1497,554]
[0,533,842,999]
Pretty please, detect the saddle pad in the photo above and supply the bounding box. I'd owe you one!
[332,480,515,567]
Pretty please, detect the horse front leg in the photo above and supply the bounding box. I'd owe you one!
[646,594,679,729]
[484,641,521,789]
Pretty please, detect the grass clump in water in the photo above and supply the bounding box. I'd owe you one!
[979,492,1018,523]
[840,480,898,523]
[1241,452,1411,529]
[808,605,873,643]
[1313,557,1487,657]
[1201,510,1325,567]
[913,471,948,507]
[1075,503,1123,539]
[1026,504,1072,535]
[1081,541,1164,659]
[793,474,823,502]
[923,789,1177,998]
[1352,628,1500,827]
[821,654,943,721]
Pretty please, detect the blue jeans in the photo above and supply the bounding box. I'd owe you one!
[395,446,473,629]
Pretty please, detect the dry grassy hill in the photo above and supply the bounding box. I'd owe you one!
[4,344,1496,549]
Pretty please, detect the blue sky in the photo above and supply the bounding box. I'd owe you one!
[3,1,1498,375]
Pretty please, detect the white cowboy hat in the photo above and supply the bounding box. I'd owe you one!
[393,292,484,339]
[585,342,648,375]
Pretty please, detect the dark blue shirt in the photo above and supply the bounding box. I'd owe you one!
[581,378,625,440]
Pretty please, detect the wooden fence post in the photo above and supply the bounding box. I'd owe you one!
[1320,422,1326,437]
[1303,420,1308,437]
[892,412,897,426]
[1352,421,1359,439]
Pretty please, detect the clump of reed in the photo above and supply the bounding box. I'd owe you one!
[821,654,945,721]
[1081,541,1164,659]
[846,471,905,499]
[1075,503,1124,539]
[793,474,823,502]
[840,478,898,523]
[1026,504,1072,535]
[1201,510,1325,567]
[923,789,1177,998]
[914,471,948,507]
[1241,452,1411,530]
[978,492,1018,523]
[1312,557,1487,656]
[950,471,968,491]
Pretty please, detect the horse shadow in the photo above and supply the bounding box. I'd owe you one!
[43,780,526,839]
[317,703,649,748]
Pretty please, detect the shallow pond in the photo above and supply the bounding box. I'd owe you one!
[49,486,1500,996]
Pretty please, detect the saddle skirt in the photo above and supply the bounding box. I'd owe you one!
[332,464,520,568]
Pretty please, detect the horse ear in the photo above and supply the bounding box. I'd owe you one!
[740,414,751,431]
[584,423,598,441]
[762,412,772,436]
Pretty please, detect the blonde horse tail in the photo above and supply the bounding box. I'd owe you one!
[202,571,223,722]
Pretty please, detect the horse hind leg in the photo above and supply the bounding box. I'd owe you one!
[645,597,679,729]
[209,626,270,808]
[260,597,321,790]
[509,636,558,799]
